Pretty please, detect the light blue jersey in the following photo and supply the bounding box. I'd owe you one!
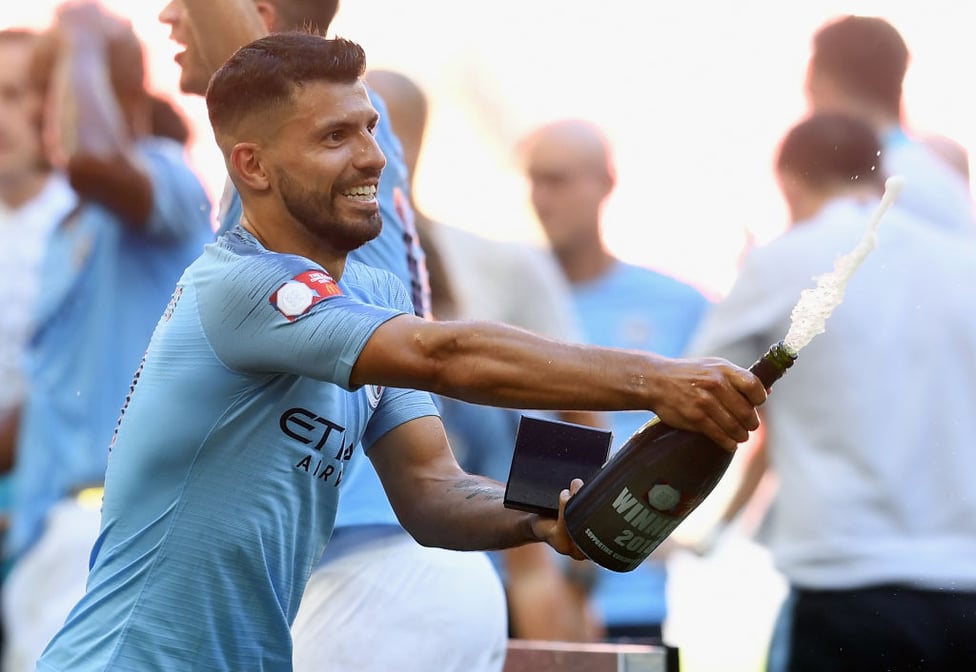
[37,228,439,672]
[572,261,709,630]
[575,262,709,444]
[883,128,975,234]
[215,89,430,539]
[7,138,213,563]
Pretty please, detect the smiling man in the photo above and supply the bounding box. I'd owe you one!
[35,32,766,672]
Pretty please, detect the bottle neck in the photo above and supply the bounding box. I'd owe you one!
[749,341,797,388]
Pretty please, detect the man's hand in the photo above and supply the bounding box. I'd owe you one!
[646,357,767,451]
[54,1,144,99]
[532,478,587,560]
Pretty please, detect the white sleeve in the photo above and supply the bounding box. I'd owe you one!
[684,247,793,367]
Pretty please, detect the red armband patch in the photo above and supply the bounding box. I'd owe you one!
[270,270,342,321]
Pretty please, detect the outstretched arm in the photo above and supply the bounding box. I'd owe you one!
[369,415,584,558]
[353,315,766,451]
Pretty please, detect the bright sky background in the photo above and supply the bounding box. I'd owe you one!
[6,4,974,668]
[6,1,976,300]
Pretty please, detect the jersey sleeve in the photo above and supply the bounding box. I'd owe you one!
[196,256,405,390]
[342,263,440,450]
[138,137,214,240]
[361,385,440,452]
[373,262,416,316]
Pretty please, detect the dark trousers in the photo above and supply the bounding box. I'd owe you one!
[770,584,976,672]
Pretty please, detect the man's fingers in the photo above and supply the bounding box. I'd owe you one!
[700,415,744,452]
[555,481,587,560]
[738,369,769,407]
[706,396,757,447]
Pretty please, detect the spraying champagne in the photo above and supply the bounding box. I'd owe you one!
[563,177,906,572]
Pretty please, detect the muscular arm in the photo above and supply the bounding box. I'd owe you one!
[368,415,583,556]
[353,315,766,451]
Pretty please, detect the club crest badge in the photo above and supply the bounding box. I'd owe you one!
[366,385,384,409]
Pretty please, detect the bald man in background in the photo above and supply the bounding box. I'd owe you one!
[519,118,712,644]
[364,68,605,642]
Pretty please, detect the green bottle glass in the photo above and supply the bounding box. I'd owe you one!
[563,341,797,572]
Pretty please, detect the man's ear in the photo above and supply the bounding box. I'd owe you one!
[230,143,270,192]
[253,1,279,32]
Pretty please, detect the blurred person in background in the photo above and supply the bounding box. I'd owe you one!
[0,3,212,670]
[519,118,711,644]
[0,26,79,661]
[365,67,605,643]
[695,13,976,555]
[148,93,193,146]
[0,26,78,527]
[686,112,976,672]
[805,14,975,233]
[920,132,969,182]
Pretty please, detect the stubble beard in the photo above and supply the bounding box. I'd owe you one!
[279,169,382,253]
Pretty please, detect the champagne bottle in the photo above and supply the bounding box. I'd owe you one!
[563,341,796,572]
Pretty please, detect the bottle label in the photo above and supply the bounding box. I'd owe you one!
[647,483,681,512]
[580,485,683,566]
[612,485,683,537]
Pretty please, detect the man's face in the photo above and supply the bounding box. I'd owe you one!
[260,79,387,253]
[158,0,213,96]
[0,38,45,182]
[525,137,609,253]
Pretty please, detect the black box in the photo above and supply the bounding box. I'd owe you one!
[504,415,612,518]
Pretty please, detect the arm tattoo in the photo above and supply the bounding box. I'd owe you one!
[452,478,504,502]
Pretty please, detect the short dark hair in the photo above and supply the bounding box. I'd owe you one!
[811,15,908,115]
[269,0,341,35]
[206,32,366,134]
[776,113,884,189]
